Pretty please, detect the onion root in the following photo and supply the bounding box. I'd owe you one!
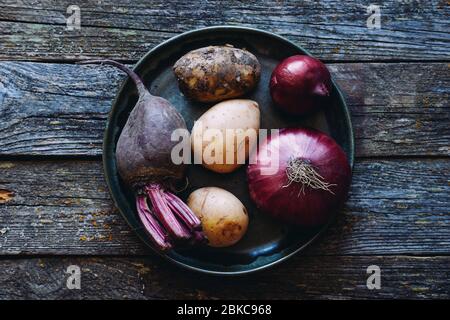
[284,158,336,195]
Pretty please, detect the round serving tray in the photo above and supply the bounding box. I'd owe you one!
[103,26,354,275]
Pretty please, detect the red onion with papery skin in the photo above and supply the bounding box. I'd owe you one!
[247,128,351,227]
[270,55,331,116]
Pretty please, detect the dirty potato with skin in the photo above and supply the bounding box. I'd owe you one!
[187,187,249,247]
[173,46,261,103]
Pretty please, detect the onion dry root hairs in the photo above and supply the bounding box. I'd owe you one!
[284,157,336,195]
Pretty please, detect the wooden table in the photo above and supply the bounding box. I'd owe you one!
[0,0,449,299]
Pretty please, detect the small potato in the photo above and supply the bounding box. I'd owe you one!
[187,187,249,247]
[173,46,261,103]
[191,99,260,173]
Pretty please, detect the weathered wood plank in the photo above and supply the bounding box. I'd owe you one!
[0,62,448,157]
[0,256,448,299]
[0,0,449,61]
[0,159,448,255]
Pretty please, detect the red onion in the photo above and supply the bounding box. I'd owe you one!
[269,55,331,116]
[247,128,351,226]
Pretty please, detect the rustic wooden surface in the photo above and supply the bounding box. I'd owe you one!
[1,159,449,256]
[1,256,449,299]
[0,62,448,157]
[0,0,449,61]
[0,0,449,300]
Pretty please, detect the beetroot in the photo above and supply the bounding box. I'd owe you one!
[79,60,204,250]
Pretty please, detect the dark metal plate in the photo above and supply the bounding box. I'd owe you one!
[103,26,354,275]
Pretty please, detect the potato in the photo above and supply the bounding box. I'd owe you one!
[187,187,249,247]
[191,99,260,173]
[173,46,261,103]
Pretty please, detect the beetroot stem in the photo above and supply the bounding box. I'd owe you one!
[164,192,202,231]
[136,195,172,250]
[145,184,191,240]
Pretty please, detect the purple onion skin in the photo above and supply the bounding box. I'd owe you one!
[269,55,331,116]
[247,128,351,227]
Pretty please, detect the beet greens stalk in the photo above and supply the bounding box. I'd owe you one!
[145,185,191,240]
[165,192,202,231]
[136,195,172,250]
[78,59,205,251]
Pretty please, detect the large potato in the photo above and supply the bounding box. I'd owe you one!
[173,46,261,103]
[187,187,249,247]
[191,99,260,173]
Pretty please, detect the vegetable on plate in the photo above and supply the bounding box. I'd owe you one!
[247,127,351,226]
[187,187,249,247]
[191,99,260,173]
[78,60,205,251]
[173,46,261,103]
[270,55,331,116]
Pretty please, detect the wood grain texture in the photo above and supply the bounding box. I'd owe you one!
[0,0,449,300]
[0,256,448,299]
[0,159,448,256]
[0,0,449,61]
[0,61,448,157]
